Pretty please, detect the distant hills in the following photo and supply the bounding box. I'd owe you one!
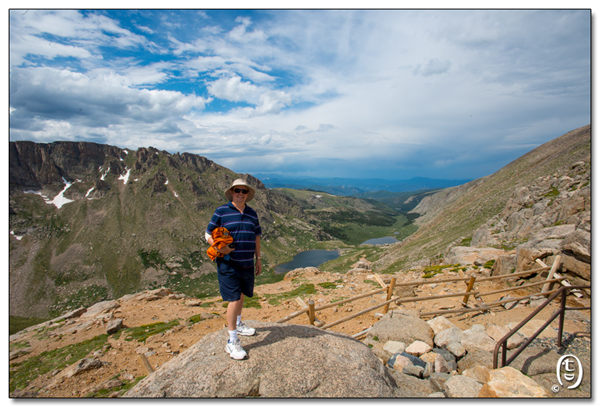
[256,175,472,196]
[9,124,590,323]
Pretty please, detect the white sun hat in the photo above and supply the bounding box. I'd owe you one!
[224,178,256,202]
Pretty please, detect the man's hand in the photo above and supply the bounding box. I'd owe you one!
[216,244,234,255]
[255,259,262,276]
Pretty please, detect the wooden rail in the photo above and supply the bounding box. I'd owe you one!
[275,257,580,338]
[275,285,390,324]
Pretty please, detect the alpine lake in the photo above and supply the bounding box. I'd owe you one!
[273,236,400,274]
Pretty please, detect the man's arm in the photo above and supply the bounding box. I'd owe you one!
[205,231,234,255]
[255,235,261,276]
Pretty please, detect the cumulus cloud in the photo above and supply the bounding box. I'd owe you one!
[209,76,265,103]
[229,16,268,43]
[207,76,291,115]
[8,9,591,180]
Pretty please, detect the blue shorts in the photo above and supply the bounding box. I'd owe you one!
[216,259,255,302]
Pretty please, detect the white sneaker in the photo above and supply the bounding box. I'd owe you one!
[225,339,247,360]
[236,322,256,336]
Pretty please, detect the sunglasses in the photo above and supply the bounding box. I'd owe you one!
[233,188,249,194]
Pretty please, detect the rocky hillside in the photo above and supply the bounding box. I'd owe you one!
[9,141,326,319]
[9,267,591,398]
[374,125,591,278]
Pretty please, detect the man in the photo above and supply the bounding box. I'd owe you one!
[206,179,262,360]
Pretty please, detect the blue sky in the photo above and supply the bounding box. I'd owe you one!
[9,8,591,180]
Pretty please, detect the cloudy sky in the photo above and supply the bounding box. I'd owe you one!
[9,8,591,181]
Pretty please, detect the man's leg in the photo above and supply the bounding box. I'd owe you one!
[227,294,244,332]
[225,294,247,360]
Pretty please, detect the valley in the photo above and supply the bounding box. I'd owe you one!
[9,125,591,339]
[9,124,591,399]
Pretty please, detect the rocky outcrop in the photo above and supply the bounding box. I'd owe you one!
[469,159,590,284]
[444,247,506,267]
[126,321,398,398]
[364,313,590,398]
[9,141,127,191]
[125,313,580,398]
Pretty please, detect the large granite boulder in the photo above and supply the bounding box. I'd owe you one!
[126,321,397,398]
[366,309,434,347]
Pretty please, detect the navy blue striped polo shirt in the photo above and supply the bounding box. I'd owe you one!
[206,202,262,268]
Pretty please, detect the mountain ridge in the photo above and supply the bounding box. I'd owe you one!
[9,141,324,318]
[9,141,401,319]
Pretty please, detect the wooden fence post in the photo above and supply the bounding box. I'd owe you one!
[541,256,561,294]
[537,257,582,298]
[374,274,387,288]
[383,277,396,314]
[462,276,477,306]
[308,300,316,325]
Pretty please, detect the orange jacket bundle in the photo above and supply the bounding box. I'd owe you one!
[206,227,234,261]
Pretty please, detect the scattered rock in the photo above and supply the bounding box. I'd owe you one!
[106,318,124,335]
[500,295,519,310]
[420,351,438,364]
[10,348,32,360]
[461,325,496,353]
[387,368,438,398]
[402,365,424,378]
[444,247,505,266]
[457,349,493,372]
[389,354,412,371]
[486,324,524,350]
[60,307,88,320]
[445,341,466,358]
[64,358,105,378]
[81,301,119,318]
[462,366,490,384]
[428,372,452,392]
[479,366,550,397]
[434,327,463,348]
[405,340,432,356]
[367,309,434,347]
[427,316,458,335]
[120,288,173,302]
[383,340,406,355]
[444,375,483,398]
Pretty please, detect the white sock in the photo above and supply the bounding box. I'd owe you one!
[228,330,238,342]
[236,315,242,326]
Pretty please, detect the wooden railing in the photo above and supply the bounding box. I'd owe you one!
[276,275,397,330]
[275,256,586,339]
